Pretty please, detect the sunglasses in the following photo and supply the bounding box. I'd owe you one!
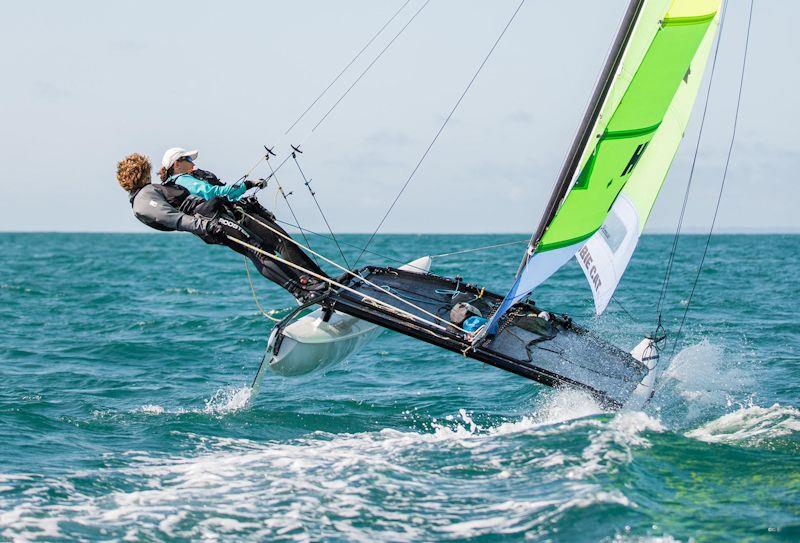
[177,156,194,163]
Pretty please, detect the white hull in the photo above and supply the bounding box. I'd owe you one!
[267,310,384,377]
[260,256,432,382]
[624,337,662,410]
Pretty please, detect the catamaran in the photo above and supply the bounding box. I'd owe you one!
[249,0,733,409]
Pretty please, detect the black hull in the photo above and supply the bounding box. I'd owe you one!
[318,267,647,408]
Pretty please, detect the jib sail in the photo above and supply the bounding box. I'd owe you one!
[487,0,722,333]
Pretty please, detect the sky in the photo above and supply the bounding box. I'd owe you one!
[0,0,797,234]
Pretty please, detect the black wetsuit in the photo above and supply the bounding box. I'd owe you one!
[129,181,327,299]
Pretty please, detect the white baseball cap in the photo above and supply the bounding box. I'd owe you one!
[161,147,198,170]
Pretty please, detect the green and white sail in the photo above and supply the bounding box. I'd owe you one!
[578,0,722,314]
[487,0,722,333]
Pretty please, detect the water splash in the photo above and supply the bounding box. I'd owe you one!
[686,403,800,448]
[202,386,253,415]
[138,404,165,415]
[651,340,753,428]
[130,387,253,418]
[532,388,606,425]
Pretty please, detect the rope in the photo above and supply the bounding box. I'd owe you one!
[274,217,429,272]
[283,0,414,135]
[611,296,640,325]
[243,257,282,322]
[669,0,753,358]
[226,234,461,334]
[292,152,351,268]
[240,2,420,181]
[266,158,320,267]
[430,239,527,259]
[654,1,728,325]
[274,216,526,271]
[238,211,466,333]
[353,0,528,267]
[246,0,430,202]
[310,0,432,134]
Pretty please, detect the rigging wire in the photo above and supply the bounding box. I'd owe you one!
[309,0,432,134]
[353,0,528,267]
[266,158,320,267]
[228,234,457,334]
[283,0,414,135]
[233,212,468,332]
[654,1,729,328]
[274,217,426,270]
[611,296,641,325]
[240,0,424,180]
[669,0,754,358]
[291,152,351,268]
[430,239,527,259]
[273,217,523,271]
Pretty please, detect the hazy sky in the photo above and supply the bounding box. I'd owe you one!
[0,0,797,233]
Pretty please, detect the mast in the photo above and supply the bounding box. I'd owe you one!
[517,0,646,275]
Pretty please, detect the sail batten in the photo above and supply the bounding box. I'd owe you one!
[486,0,722,334]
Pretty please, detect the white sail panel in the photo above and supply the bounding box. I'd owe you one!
[577,194,640,314]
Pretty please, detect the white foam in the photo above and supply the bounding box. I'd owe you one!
[0,400,657,541]
[130,387,254,418]
[202,386,252,415]
[686,403,800,446]
[533,388,606,425]
[440,489,633,539]
[662,341,749,393]
[610,535,682,543]
[138,404,165,415]
[569,411,664,480]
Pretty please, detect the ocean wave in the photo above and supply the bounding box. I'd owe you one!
[686,403,800,448]
[0,399,667,542]
[607,536,682,543]
[137,404,165,415]
[568,411,664,480]
[163,287,209,295]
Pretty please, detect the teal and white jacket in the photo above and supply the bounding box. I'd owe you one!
[167,172,247,202]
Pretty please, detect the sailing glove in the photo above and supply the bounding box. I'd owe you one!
[198,218,225,244]
[244,178,268,190]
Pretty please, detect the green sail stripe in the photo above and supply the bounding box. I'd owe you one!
[662,13,717,27]
[623,8,719,233]
[537,229,599,253]
[603,121,662,141]
[537,13,714,253]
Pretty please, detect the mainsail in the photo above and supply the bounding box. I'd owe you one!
[487,0,722,333]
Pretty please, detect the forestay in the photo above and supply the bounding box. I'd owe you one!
[487,0,722,333]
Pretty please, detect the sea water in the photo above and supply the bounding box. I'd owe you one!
[0,233,797,542]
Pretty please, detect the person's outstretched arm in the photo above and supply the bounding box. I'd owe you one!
[173,174,248,202]
[132,185,218,240]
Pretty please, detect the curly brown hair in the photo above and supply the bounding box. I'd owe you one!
[158,166,171,183]
[116,153,152,192]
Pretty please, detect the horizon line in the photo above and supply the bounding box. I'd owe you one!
[1,229,798,235]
